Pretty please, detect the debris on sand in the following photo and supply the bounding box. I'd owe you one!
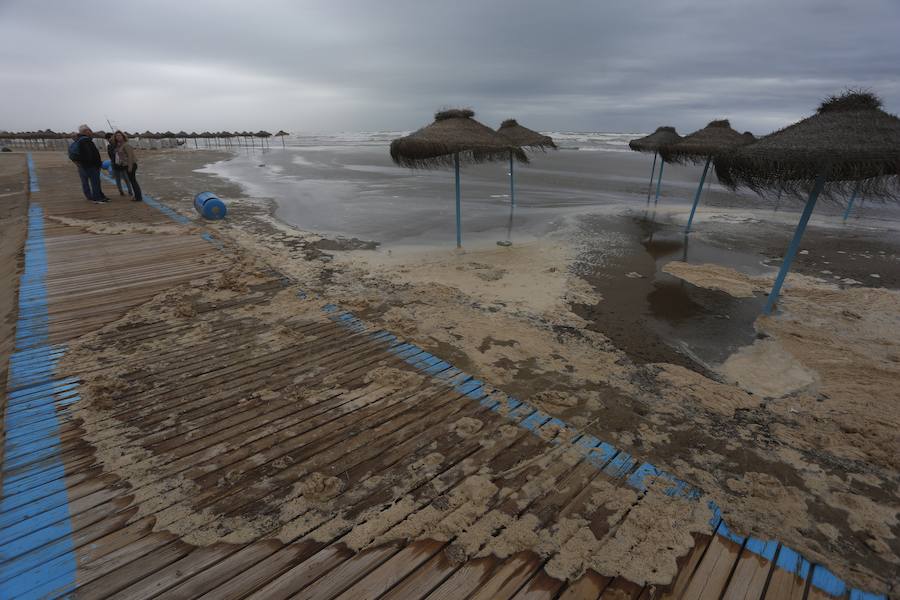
[719,337,818,397]
[662,261,761,297]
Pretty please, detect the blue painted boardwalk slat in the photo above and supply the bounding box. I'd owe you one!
[1,201,78,599]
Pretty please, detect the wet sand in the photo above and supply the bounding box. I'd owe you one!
[79,147,900,592]
[0,154,28,421]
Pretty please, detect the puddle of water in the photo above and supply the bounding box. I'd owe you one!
[572,213,768,373]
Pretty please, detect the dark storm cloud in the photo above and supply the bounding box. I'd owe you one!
[1,0,898,134]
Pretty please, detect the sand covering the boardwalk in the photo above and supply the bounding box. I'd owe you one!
[45,214,199,236]
[54,150,900,592]
[58,249,714,587]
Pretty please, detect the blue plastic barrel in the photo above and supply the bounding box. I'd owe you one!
[193,191,227,220]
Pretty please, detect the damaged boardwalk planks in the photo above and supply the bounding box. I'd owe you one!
[0,153,886,600]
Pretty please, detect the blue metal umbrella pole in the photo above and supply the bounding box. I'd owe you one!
[654,159,665,204]
[684,156,711,234]
[764,172,827,314]
[509,151,516,208]
[646,151,658,203]
[842,182,861,222]
[454,152,462,248]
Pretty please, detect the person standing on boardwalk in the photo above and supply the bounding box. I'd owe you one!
[70,125,109,203]
[114,131,142,202]
[105,132,132,197]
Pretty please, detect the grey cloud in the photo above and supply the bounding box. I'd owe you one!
[1,0,898,134]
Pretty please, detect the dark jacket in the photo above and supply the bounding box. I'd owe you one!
[77,136,102,168]
[107,141,117,164]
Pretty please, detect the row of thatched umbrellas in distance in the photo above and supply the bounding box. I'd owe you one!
[389,91,900,314]
[0,130,291,148]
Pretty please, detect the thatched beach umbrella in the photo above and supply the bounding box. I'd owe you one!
[660,119,752,234]
[256,131,272,148]
[391,108,528,248]
[495,119,556,245]
[496,119,556,207]
[274,130,289,148]
[629,126,682,203]
[715,90,900,313]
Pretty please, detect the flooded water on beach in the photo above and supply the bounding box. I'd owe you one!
[196,132,774,247]
[193,133,900,372]
[572,213,770,373]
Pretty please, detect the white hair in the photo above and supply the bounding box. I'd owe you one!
[78,124,91,134]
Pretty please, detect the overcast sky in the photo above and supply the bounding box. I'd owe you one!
[1,0,898,135]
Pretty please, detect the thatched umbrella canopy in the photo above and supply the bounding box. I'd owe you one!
[715,91,900,199]
[714,91,900,314]
[661,120,749,164]
[255,130,272,147]
[391,108,527,247]
[275,130,289,148]
[391,109,527,168]
[629,126,681,153]
[629,126,682,203]
[496,119,556,150]
[660,119,752,233]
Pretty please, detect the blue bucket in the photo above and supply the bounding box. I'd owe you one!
[194,191,227,220]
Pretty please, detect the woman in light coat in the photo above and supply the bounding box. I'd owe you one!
[114,131,142,202]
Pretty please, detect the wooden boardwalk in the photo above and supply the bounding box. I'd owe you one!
[0,153,879,599]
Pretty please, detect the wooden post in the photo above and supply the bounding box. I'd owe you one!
[646,151,658,203]
[455,153,462,248]
[654,159,665,204]
[764,172,826,314]
[842,182,861,222]
[509,151,515,208]
[684,156,711,234]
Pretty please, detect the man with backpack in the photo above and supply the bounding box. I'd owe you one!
[68,125,108,203]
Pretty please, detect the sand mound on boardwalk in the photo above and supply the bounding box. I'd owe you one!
[60,266,715,587]
[46,214,197,236]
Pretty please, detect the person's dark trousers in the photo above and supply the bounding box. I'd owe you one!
[77,165,92,200]
[126,164,143,201]
[84,167,104,201]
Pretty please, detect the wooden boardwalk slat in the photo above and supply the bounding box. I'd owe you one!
[558,571,612,599]
[679,524,745,600]
[658,528,719,599]
[331,540,444,600]
[721,540,778,600]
